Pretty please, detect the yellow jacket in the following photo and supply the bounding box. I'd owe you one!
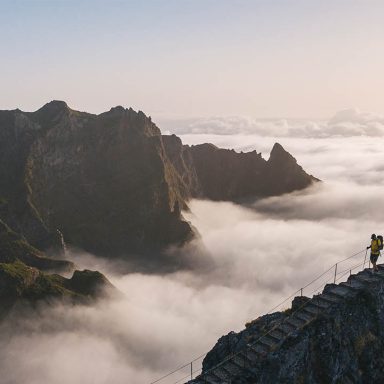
[371,239,381,255]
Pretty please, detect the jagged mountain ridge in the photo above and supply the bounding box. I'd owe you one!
[188,266,384,384]
[0,101,317,269]
[163,135,316,201]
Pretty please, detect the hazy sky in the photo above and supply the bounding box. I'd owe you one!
[1,0,384,118]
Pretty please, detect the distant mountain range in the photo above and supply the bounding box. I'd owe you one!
[0,100,317,273]
[0,100,318,315]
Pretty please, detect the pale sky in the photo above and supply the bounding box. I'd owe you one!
[1,0,384,119]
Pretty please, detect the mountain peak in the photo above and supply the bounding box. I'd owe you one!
[39,100,69,112]
[108,105,126,114]
[271,142,285,153]
[269,142,296,164]
[35,100,71,121]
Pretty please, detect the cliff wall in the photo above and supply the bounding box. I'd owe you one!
[162,135,317,201]
[0,101,317,269]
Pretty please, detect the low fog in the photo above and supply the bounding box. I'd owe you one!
[1,120,383,384]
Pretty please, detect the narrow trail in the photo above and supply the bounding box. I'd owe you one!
[150,248,381,384]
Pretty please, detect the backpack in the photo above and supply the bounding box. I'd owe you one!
[378,235,383,251]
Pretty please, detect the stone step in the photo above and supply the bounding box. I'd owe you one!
[285,316,306,328]
[339,276,369,292]
[240,349,259,363]
[339,281,363,291]
[258,335,277,348]
[352,274,381,284]
[311,297,330,309]
[318,293,341,304]
[269,328,288,340]
[302,304,321,316]
[277,322,297,335]
[267,332,282,343]
[363,268,384,277]
[328,285,356,298]
[221,360,242,376]
[246,342,267,355]
[373,271,384,280]
[212,366,231,381]
[295,311,315,323]
[230,353,247,368]
[342,279,366,290]
[202,371,222,384]
[324,290,347,301]
[316,295,337,308]
[250,343,269,354]
[360,268,375,275]
[368,270,384,280]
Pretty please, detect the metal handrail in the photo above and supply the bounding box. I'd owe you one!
[149,248,369,384]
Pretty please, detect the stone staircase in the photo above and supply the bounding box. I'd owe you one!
[187,264,384,384]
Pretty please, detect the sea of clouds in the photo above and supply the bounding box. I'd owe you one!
[1,109,384,384]
[161,108,384,138]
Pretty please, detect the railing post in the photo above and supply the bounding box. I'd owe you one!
[364,249,368,269]
[300,288,303,297]
[190,361,193,380]
[334,263,338,284]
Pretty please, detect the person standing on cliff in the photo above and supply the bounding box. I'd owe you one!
[367,234,381,272]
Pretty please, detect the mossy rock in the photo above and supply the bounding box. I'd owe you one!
[0,261,118,318]
[67,269,117,298]
[0,218,73,273]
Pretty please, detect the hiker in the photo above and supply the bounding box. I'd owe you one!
[367,234,381,272]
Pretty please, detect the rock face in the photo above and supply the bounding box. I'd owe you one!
[189,266,384,384]
[163,136,317,201]
[0,218,73,273]
[26,103,194,263]
[0,260,117,318]
[0,101,317,269]
[0,213,116,318]
[0,101,194,268]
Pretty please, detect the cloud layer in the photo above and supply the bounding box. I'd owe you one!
[161,108,384,138]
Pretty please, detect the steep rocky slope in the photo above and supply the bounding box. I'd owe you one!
[189,266,384,384]
[0,215,116,318]
[0,101,317,269]
[163,135,317,200]
[0,260,116,319]
[25,102,193,263]
[0,218,73,273]
[0,101,193,268]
